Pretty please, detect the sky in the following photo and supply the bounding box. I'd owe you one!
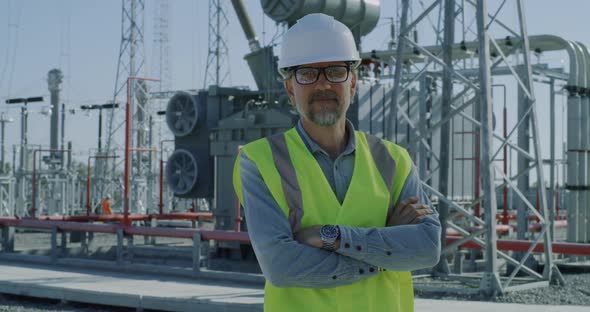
[0,0,589,183]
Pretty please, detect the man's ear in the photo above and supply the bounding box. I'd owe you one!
[285,78,295,105]
[350,71,357,97]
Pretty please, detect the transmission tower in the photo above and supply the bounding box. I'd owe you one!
[102,0,153,215]
[152,0,171,93]
[204,0,231,88]
[366,0,564,296]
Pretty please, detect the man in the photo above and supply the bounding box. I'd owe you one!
[101,194,113,215]
[233,13,441,312]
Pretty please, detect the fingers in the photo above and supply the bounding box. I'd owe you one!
[389,197,435,226]
[398,196,419,208]
[409,205,434,224]
[394,197,419,217]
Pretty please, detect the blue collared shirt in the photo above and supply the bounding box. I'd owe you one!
[238,120,441,288]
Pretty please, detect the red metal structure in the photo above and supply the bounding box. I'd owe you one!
[446,235,590,256]
[0,217,248,243]
[0,216,588,256]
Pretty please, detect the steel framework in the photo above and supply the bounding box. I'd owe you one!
[383,0,564,295]
[204,0,231,88]
[151,0,172,94]
[105,0,157,216]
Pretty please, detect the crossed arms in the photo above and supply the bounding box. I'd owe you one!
[239,153,441,288]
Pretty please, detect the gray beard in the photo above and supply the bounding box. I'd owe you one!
[296,102,341,127]
[307,109,340,127]
[302,95,342,127]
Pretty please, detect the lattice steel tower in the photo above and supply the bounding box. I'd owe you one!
[204,0,231,88]
[102,0,153,214]
[152,0,171,93]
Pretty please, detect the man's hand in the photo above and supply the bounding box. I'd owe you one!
[387,196,433,227]
[294,225,340,250]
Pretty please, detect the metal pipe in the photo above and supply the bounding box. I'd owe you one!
[87,157,91,215]
[574,42,588,243]
[60,103,65,168]
[125,78,132,226]
[476,0,500,291]
[0,114,13,173]
[565,42,584,243]
[159,139,174,215]
[475,131,480,218]
[447,235,590,256]
[30,212,214,222]
[492,84,508,225]
[0,216,246,243]
[234,196,241,232]
[230,0,260,52]
[47,69,63,155]
[388,0,410,141]
[160,159,164,214]
[579,42,590,243]
[362,35,580,86]
[549,78,556,240]
[434,0,455,275]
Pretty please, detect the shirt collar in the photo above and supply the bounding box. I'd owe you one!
[295,119,357,157]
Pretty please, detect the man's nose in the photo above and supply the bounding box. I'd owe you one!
[314,70,332,90]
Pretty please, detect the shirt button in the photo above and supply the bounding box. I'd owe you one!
[386,251,392,256]
[356,246,362,251]
[344,243,350,248]
[359,269,365,274]
[369,267,375,273]
[332,275,337,280]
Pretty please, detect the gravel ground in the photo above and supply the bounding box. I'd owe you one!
[414,272,590,306]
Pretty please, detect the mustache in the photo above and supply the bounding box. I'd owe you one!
[310,91,339,103]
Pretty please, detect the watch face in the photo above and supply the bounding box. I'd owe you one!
[321,225,339,241]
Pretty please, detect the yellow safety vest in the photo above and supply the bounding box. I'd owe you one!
[234,128,414,312]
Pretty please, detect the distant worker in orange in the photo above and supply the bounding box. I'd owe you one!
[101,194,113,215]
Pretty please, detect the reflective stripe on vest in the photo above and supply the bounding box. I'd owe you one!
[267,134,304,233]
[234,128,414,312]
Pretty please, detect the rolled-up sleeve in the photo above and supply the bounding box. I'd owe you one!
[336,167,441,271]
[239,153,379,288]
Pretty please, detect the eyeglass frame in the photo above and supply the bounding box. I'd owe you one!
[285,62,355,85]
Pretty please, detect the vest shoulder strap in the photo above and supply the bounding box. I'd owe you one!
[362,132,414,217]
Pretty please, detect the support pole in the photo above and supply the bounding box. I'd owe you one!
[389,0,410,141]
[435,0,455,275]
[516,0,563,285]
[549,78,556,240]
[476,0,502,296]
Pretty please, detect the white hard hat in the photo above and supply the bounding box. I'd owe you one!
[106,194,111,199]
[278,13,360,73]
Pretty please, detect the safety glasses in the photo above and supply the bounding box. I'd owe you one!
[293,65,351,85]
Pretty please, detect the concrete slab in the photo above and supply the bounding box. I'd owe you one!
[414,298,589,312]
[0,261,264,312]
[0,260,587,312]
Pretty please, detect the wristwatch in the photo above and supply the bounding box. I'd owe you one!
[320,225,340,251]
